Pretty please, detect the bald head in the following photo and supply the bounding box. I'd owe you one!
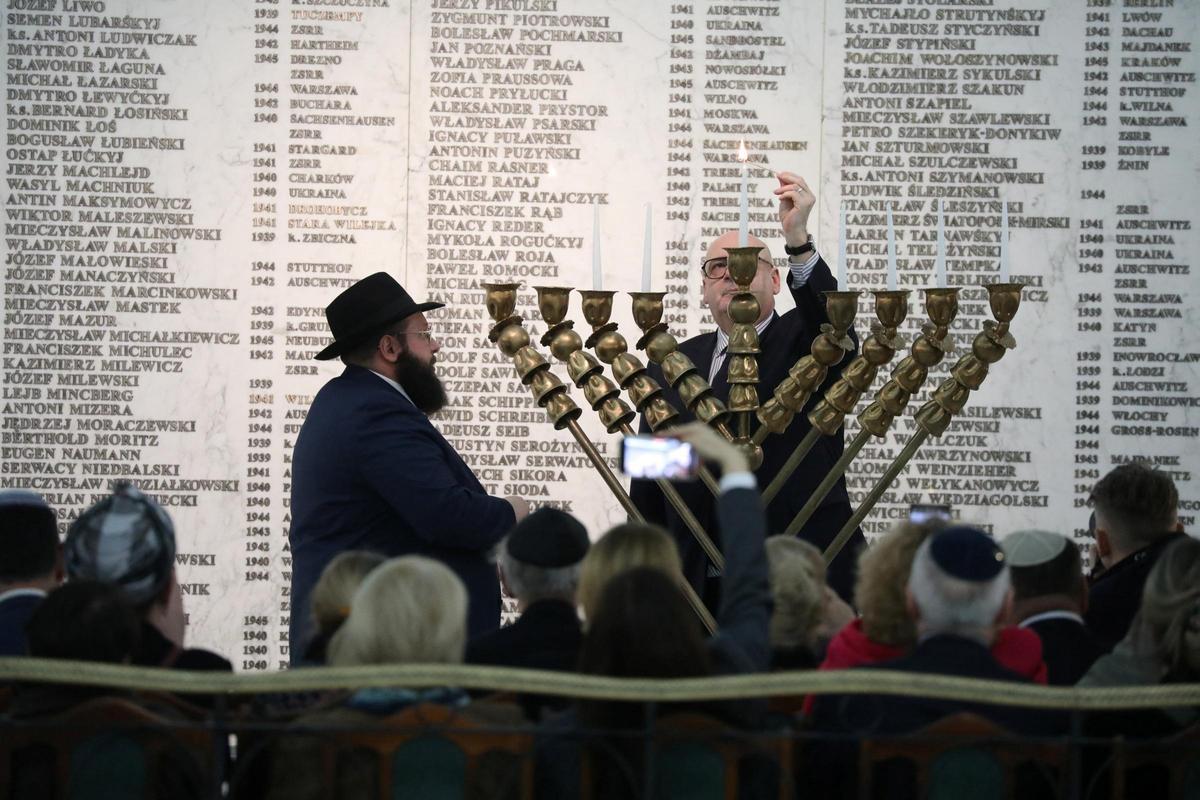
[701,231,780,333]
[704,231,772,263]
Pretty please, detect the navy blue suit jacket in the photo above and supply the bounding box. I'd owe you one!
[1025,616,1105,686]
[288,365,515,661]
[630,258,865,600]
[0,592,43,656]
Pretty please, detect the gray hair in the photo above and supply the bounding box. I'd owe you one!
[328,556,467,666]
[764,536,824,650]
[498,538,581,603]
[907,537,1011,641]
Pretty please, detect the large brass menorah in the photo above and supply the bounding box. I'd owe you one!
[481,255,1025,627]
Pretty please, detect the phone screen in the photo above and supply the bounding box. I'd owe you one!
[909,503,952,524]
[620,436,700,481]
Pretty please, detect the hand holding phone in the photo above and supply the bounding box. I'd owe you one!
[620,435,700,481]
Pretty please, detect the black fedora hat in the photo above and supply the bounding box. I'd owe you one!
[315,272,444,361]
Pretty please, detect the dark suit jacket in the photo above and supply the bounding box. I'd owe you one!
[630,258,864,600]
[466,598,584,719]
[1085,532,1185,652]
[466,598,582,673]
[0,591,43,656]
[1024,616,1105,686]
[289,365,515,660]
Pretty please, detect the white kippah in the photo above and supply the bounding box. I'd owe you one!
[1000,529,1069,568]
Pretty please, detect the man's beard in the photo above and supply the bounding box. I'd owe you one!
[394,351,447,414]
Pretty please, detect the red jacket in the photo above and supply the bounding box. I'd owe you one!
[803,619,1047,714]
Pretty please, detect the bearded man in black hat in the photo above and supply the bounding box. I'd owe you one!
[289,273,530,662]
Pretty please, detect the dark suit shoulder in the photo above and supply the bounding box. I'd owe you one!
[1085,533,1185,649]
[329,367,418,410]
[466,600,581,671]
[1027,618,1105,685]
[302,366,403,423]
[880,634,1032,683]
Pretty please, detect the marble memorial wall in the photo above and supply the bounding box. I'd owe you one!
[2,0,1196,667]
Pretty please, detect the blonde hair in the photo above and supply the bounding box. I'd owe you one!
[855,519,947,648]
[1137,536,1200,682]
[310,551,386,636]
[577,522,682,623]
[765,536,825,650]
[327,556,467,666]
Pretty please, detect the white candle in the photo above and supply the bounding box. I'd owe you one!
[837,204,847,289]
[738,161,749,247]
[886,204,898,291]
[935,199,946,289]
[999,200,1010,283]
[592,200,602,290]
[642,203,652,292]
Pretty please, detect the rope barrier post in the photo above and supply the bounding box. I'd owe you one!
[212,691,229,800]
[1068,708,1083,800]
[642,699,658,800]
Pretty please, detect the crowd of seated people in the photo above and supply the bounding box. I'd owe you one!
[1,449,1196,798]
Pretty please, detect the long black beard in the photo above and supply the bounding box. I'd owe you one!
[395,351,447,414]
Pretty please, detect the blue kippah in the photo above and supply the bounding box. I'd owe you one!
[929,525,1006,581]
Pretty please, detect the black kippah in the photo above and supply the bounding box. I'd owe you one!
[506,507,589,568]
[929,525,1005,582]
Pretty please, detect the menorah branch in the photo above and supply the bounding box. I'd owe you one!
[823,283,1024,566]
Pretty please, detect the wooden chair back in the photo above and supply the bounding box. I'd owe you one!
[857,712,1066,800]
[579,711,792,800]
[0,694,218,800]
[1110,722,1200,800]
[325,701,534,800]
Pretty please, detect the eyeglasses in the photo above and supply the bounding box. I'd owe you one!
[700,257,776,280]
[390,329,435,343]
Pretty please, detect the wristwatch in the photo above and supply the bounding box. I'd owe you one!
[784,235,814,257]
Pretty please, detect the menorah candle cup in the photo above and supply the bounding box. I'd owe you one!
[578,289,616,330]
[986,282,1023,326]
[724,245,765,286]
[824,290,861,334]
[482,282,521,323]
[629,291,668,331]
[535,285,573,327]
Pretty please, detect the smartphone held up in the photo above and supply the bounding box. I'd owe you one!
[620,435,700,481]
